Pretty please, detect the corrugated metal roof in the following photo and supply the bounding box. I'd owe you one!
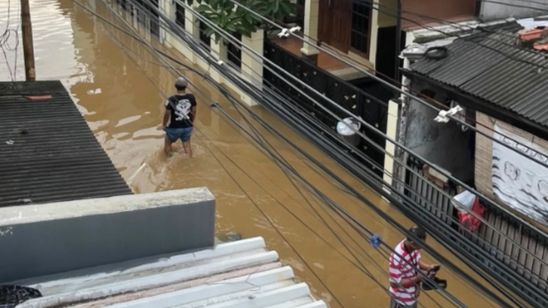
[14,237,326,308]
[410,27,548,130]
[0,81,131,207]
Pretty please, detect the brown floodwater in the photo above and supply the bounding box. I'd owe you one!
[0,1,508,307]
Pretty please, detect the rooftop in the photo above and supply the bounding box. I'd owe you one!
[14,237,326,308]
[406,22,548,138]
[0,81,131,207]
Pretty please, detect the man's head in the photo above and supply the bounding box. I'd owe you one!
[175,77,188,91]
[405,226,427,251]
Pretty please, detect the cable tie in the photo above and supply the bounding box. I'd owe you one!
[289,26,301,33]
[433,105,463,123]
[277,28,289,38]
[369,234,382,249]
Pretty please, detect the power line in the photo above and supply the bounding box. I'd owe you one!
[176,10,536,304]
[222,73,525,307]
[211,101,466,307]
[76,1,540,306]
[211,73,513,307]
[95,1,466,306]
[90,2,393,306]
[356,0,548,60]
[208,0,548,235]
[227,0,548,165]
[122,0,547,288]
[150,9,545,270]
[257,75,548,271]
[197,129,411,306]
[265,0,548,167]
[119,1,544,304]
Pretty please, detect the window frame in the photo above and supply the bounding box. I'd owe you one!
[350,2,372,56]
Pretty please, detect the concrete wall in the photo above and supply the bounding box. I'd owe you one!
[0,188,215,283]
[403,81,474,182]
[475,112,548,204]
[480,0,545,21]
[377,0,398,28]
[369,0,381,67]
[402,0,476,29]
[383,99,399,190]
[160,0,259,106]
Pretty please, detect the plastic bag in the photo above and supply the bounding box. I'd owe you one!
[452,190,475,211]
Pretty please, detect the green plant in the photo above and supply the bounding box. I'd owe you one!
[195,0,294,41]
[250,0,294,24]
[195,0,259,41]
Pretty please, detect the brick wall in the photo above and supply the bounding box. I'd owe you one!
[475,112,548,286]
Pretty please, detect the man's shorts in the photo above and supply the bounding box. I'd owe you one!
[165,127,193,142]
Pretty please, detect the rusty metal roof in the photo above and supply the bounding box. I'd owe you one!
[410,27,548,132]
[0,81,131,207]
[15,237,327,308]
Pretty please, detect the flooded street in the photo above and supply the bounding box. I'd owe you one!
[1,1,503,307]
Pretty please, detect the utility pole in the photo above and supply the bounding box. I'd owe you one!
[21,0,36,81]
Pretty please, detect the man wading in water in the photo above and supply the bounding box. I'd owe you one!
[162,77,197,157]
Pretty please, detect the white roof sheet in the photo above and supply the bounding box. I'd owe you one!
[15,237,326,308]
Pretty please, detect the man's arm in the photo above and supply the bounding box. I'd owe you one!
[419,260,440,272]
[190,106,196,123]
[390,260,438,288]
[397,276,422,288]
[390,256,422,288]
[162,99,171,129]
[162,110,170,129]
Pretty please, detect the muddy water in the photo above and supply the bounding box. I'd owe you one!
[1,1,504,307]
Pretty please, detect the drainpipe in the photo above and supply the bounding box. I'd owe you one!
[393,55,411,196]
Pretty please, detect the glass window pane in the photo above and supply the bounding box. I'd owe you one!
[175,4,185,29]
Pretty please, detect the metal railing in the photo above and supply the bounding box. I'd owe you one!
[405,158,548,300]
[265,37,548,306]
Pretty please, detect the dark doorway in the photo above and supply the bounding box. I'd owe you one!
[376,26,397,80]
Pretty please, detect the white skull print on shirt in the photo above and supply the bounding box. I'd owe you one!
[174,98,192,121]
[165,93,196,128]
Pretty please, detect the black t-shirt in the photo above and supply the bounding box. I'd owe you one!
[165,93,196,128]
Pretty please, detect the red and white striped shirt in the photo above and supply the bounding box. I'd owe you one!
[389,240,421,305]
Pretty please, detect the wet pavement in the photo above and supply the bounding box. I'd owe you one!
[0,1,504,307]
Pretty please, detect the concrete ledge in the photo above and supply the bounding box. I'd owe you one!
[0,188,215,283]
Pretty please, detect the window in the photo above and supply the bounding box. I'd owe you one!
[350,2,371,54]
[135,0,159,36]
[227,33,242,69]
[175,3,185,29]
[116,0,127,9]
[284,0,305,28]
[199,21,211,50]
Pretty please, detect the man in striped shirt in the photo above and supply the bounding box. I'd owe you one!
[389,226,439,307]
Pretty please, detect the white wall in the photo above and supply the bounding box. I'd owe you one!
[480,0,545,20]
[160,0,260,106]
